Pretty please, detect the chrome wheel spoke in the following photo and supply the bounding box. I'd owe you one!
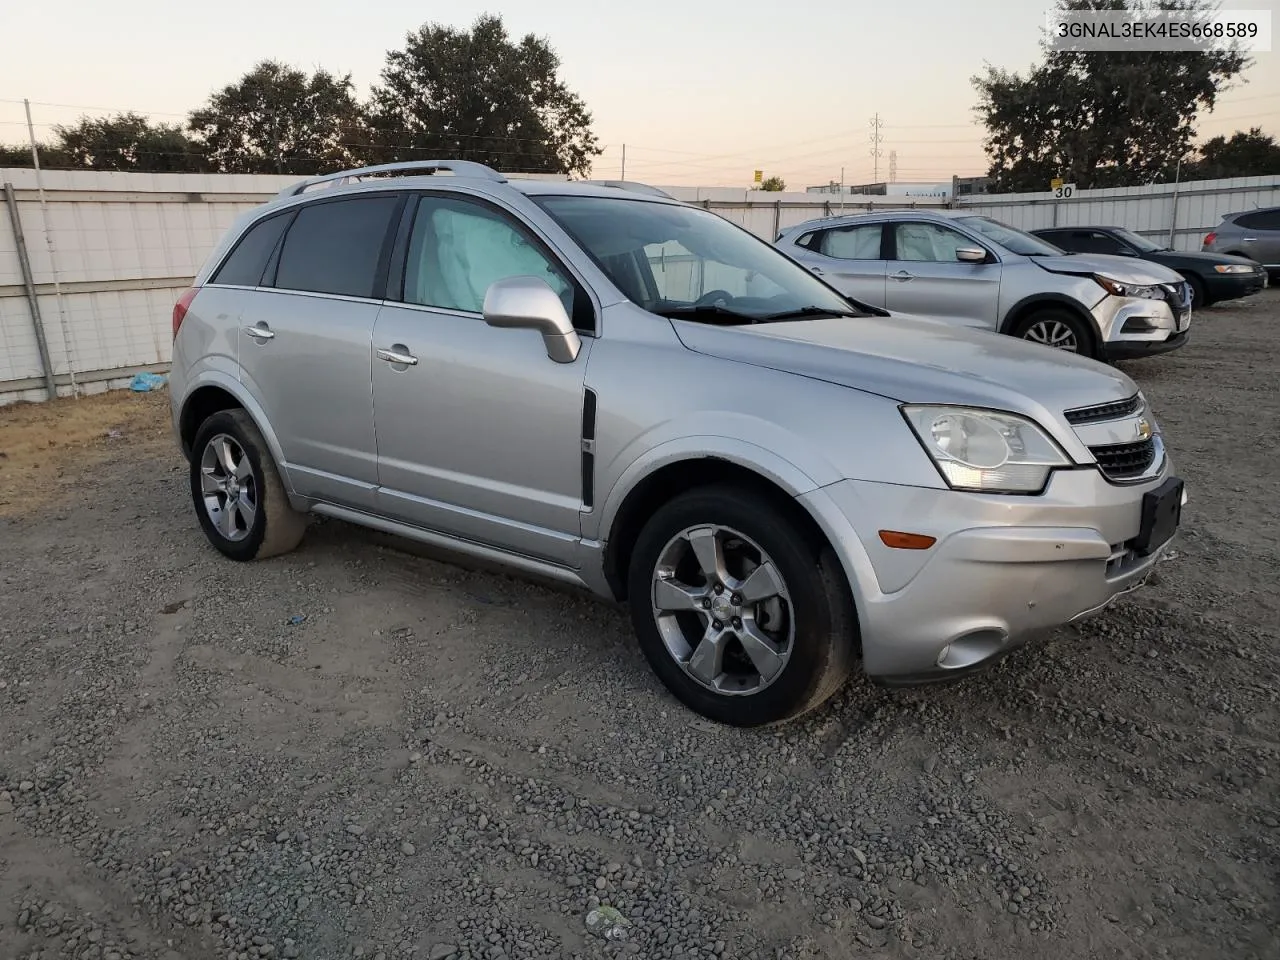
[686,625,727,685]
[234,454,253,481]
[215,502,236,538]
[213,436,238,476]
[735,619,786,683]
[737,561,783,604]
[685,526,726,582]
[200,468,224,495]
[654,578,707,613]
[232,497,256,533]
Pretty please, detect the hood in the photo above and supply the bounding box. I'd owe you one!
[672,314,1136,431]
[1030,253,1184,285]
[1154,248,1262,268]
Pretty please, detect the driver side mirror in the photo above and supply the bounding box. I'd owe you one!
[956,247,988,263]
[483,276,582,364]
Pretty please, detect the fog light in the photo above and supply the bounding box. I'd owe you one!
[936,644,951,666]
[1121,317,1161,333]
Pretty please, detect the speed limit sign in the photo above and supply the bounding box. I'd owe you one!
[1053,183,1077,200]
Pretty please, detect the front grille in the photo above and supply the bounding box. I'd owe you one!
[1162,282,1190,312]
[1090,438,1157,481]
[1065,394,1142,425]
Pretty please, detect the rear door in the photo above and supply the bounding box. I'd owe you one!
[236,192,403,510]
[787,223,888,307]
[884,221,1002,329]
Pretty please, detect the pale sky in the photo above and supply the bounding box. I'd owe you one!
[2,0,1277,188]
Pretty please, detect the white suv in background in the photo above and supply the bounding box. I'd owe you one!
[775,210,1192,361]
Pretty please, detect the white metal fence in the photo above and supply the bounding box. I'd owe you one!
[2,168,1277,404]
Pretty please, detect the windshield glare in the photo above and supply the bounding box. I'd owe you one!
[1111,227,1164,252]
[956,216,1064,257]
[535,195,862,322]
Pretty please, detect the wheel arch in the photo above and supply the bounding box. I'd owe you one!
[999,293,1099,351]
[177,374,293,498]
[601,453,841,604]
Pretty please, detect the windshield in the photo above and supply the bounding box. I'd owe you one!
[955,216,1064,257]
[534,195,866,323]
[1110,227,1165,253]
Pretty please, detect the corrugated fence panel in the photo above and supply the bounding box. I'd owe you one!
[2,168,1278,402]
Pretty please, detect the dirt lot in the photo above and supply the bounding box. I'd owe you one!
[1,292,1278,960]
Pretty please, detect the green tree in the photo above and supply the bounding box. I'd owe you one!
[0,142,73,169]
[365,14,601,177]
[973,0,1250,191]
[1192,127,1280,179]
[189,61,364,175]
[758,176,786,192]
[53,113,206,172]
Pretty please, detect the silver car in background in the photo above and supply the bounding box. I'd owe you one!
[169,161,1185,727]
[775,210,1192,360]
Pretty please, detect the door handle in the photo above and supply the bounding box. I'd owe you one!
[1243,237,1257,242]
[377,346,419,366]
[892,270,914,282]
[243,323,275,341]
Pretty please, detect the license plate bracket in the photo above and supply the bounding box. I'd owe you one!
[1134,476,1184,556]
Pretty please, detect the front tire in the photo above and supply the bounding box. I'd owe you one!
[627,486,856,726]
[1183,273,1209,308]
[190,409,306,561]
[1012,308,1096,358]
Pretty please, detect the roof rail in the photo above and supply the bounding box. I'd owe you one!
[281,160,507,198]
[583,179,676,200]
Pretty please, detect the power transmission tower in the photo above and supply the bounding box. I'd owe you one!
[869,113,884,182]
[889,150,897,184]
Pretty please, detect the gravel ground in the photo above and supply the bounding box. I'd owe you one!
[1,291,1278,960]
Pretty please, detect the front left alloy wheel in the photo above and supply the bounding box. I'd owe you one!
[628,485,856,726]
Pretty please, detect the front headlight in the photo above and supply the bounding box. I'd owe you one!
[1214,264,1254,274]
[1093,275,1163,299]
[902,406,1071,493]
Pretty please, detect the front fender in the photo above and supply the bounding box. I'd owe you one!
[590,424,841,546]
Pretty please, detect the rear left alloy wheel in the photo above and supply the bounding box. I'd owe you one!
[627,486,856,726]
[190,409,306,561]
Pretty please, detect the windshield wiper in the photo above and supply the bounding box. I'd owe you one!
[654,304,762,324]
[761,305,860,321]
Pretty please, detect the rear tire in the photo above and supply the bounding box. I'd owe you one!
[627,485,857,726]
[190,409,306,562]
[1012,308,1096,358]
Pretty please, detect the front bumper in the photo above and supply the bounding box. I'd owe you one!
[1092,290,1190,358]
[1204,270,1267,302]
[799,465,1183,682]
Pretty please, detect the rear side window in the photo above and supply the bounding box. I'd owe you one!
[818,223,884,260]
[1235,209,1280,230]
[211,213,291,287]
[274,195,400,298]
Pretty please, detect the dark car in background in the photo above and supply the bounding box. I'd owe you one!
[1033,225,1267,308]
[1201,206,1280,284]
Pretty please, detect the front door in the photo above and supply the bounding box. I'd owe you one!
[236,193,402,509]
[371,193,591,567]
[884,221,1003,330]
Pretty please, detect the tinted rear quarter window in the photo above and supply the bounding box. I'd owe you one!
[211,213,291,287]
[1235,209,1280,230]
[274,195,401,298]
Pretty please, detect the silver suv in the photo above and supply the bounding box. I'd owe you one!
[775,210,1191,360]
[170,161,1185,727]
[1202,206,1280,282]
